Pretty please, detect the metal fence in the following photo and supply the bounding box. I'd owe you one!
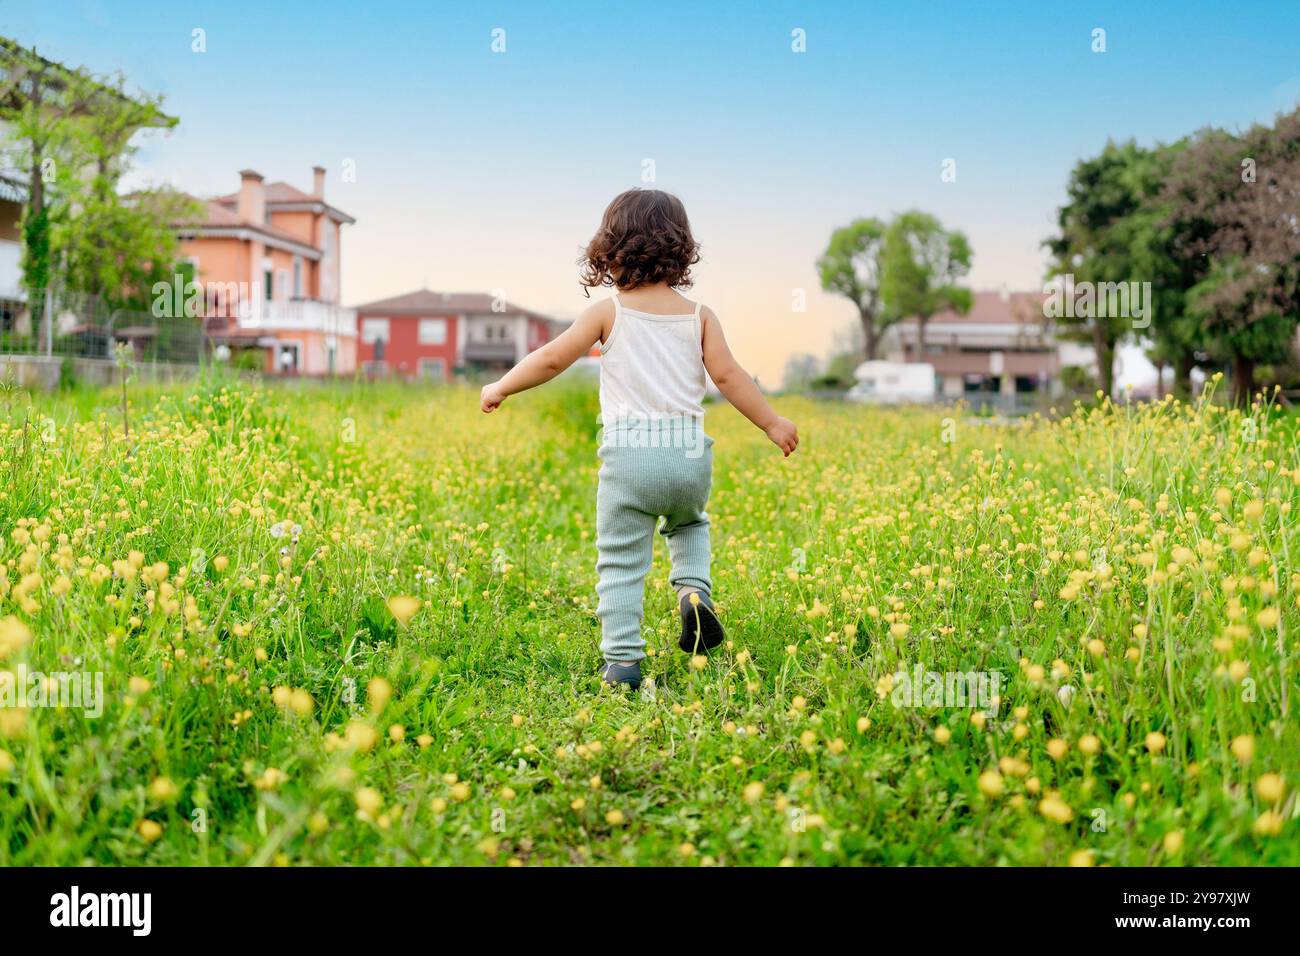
[804,388,1082,417]
[956,391,1065,417]
[0,288,206,364]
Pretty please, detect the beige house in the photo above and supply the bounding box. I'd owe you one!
[887,289,1097,400]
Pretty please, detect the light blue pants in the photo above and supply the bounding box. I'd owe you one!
[595,424,713,663]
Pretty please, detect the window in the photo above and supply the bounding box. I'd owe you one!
[292,257,303,298]
[263,269,273,301]
[419,358,445,381]
[418,318,447,345]
[360,318,390,345]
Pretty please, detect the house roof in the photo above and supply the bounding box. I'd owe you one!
[213,182,355,224]
[352,288,554,322]
[173,198,323,258]
[896,290,1047,327]
[216,182,312,203]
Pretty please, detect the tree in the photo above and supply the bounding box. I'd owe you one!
[1186,261,1294,405]
[55,184,197,315]
[817,218,893,359]
[1110,139,1204,399]
[51,69,190,311]
[1153,129,1245,397]
[879,210,972,357]
[1161,110,1300,406]
[0,37,93,300]
[1045,141,1165,399]
[0,36,179,312]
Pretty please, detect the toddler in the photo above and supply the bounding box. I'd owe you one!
[480,189,798,689]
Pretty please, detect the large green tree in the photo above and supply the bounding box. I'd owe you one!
[0,37,180,316]
[879,210,972,358]
[1160,110,1300,406]
[1122,140,1204,398]
[51,69,191,311]
[1045,140,1167,399]
[0,37,92,300]
[817,218,892,360]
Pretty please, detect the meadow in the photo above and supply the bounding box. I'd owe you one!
[0,372,1296,866]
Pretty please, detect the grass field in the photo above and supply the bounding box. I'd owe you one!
[0,373,1296,865]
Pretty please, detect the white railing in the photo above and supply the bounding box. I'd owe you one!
[238,298,356,337]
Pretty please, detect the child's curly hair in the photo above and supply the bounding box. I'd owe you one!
[579,189,701,294]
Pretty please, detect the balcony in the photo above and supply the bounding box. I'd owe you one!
[238,298,356,337]
[463,341,519,364]
[924,349,1059,378]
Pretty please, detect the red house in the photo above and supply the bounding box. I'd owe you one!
[351,289,560,380]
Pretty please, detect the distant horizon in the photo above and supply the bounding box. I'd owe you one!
[3,0,1298,383]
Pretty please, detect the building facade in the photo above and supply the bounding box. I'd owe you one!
[887,289,1097,400]
[351,289,559,380]
[173,167,357,376]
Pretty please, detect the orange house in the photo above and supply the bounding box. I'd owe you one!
[173,167,357,375]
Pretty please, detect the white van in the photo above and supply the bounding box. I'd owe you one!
[845,361,936,404]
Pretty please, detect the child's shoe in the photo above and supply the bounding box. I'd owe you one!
[678,591,725,653]
[598,660,642,690]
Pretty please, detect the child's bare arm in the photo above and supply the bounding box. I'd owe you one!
[701,308,799,456]
[480,302,608,412]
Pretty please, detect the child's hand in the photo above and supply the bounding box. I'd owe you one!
[480,382,506,413]
[765,416,799,457]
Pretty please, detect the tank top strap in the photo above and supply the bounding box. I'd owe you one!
[600,292,622,355]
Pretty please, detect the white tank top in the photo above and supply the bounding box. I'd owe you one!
[598,294,707,426]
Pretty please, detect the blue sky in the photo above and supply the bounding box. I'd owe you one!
[3,0,1298,382]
